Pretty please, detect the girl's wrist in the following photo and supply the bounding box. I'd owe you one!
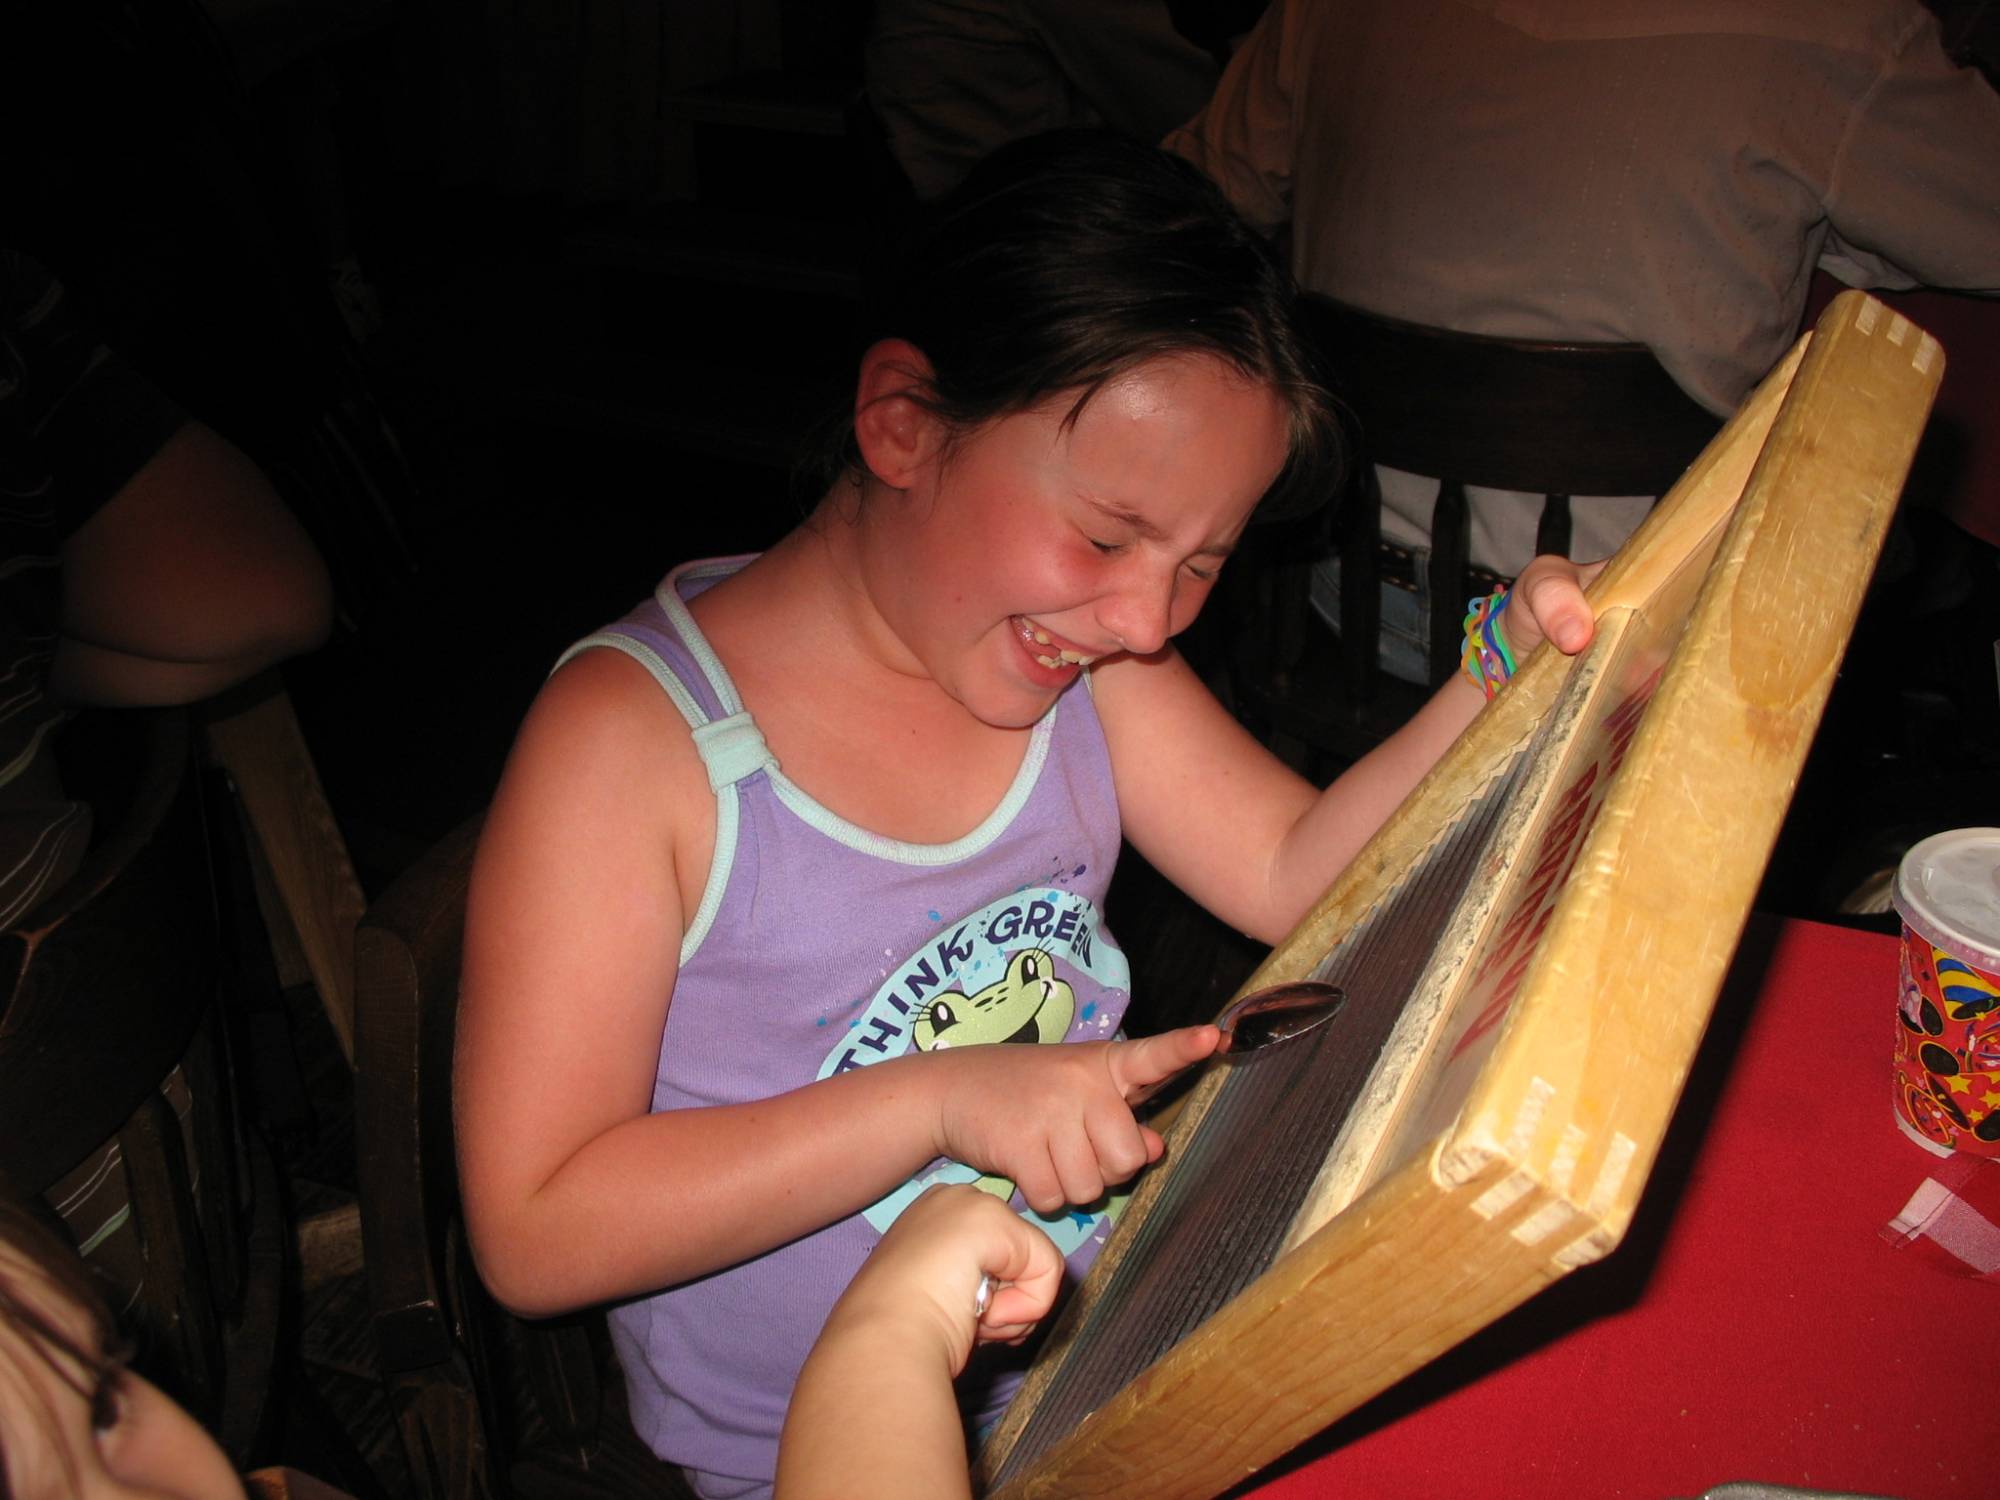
[822,1282,973,1377]
[888,1045,965,1162]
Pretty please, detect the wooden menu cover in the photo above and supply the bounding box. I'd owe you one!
[978,292,1943,1500]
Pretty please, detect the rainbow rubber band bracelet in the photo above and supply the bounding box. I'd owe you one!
[1459,587,1517,699]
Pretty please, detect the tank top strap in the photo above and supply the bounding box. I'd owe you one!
[552,558,779,791]
[689,712,775,792]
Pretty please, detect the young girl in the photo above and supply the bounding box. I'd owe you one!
[0,1193,348,1500]
[455,129,1596,1499]
[0,1194,242,1499]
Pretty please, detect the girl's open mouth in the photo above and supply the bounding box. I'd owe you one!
[1012,616,1101,670]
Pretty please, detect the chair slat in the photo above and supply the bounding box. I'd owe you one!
[1258,295,1723,751]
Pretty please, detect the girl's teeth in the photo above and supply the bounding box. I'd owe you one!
[1019,621,1094,669]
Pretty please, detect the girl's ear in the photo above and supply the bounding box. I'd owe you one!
[854,339,945,489]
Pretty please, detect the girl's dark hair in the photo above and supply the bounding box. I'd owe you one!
[808,128,1344,519]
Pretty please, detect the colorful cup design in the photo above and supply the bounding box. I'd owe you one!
[1893,829,2000,1158]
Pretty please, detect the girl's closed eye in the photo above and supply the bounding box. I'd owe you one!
[1087,532,1220,581]
[89,1357,129,1436]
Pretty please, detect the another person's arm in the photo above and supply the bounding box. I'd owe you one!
[1819,6,2000,294]
[51,419,333,706]
[1160,0,1297,233]
[776,1184,1064,1500]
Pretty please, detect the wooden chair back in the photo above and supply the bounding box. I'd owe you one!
[0,707,283,1461]
[1300,294,1720,713]
[354,814,692,1498]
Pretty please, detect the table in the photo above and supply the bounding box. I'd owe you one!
[1244,916,1997,1500]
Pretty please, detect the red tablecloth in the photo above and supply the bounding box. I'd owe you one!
[1245,916,1998,1500]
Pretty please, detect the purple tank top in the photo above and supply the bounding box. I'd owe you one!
[559,558,1133,1498]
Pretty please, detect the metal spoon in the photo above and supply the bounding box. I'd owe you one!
[1215,980,1347,1056]
[1128,980,1349,1110]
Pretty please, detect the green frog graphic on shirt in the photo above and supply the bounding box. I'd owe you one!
[815,887,1133,1258]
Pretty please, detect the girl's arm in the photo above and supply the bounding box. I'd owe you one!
[776,1185,1064,1500]
[1094,558,1597,945]
[455,652,1213,1317]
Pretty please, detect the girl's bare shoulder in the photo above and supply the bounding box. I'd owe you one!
[484,645,719,912]
[530,645,707,781]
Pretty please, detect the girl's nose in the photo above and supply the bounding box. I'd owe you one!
[1098,565,1178,658]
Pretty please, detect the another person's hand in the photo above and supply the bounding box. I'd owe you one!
[930,1025,1219,1215]
[833,1183,1065,1370]
[1495,554,1605,661]
[776,1186,1064,1500]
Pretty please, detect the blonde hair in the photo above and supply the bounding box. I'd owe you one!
[0,1193,128,1498]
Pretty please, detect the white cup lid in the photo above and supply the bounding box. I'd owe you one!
[1894,827,2000,970]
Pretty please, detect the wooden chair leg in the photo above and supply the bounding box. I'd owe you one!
[203,672,366,1067]
[221,1123,288,1466]
[1536,492,1574,558]
[1339,471,1384,706]
[518,1318,605,1466]
[389,1365,495,1500]
[178,1005,245,1305]
[122,1089,222,1416]
[1427,477,1471,685]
